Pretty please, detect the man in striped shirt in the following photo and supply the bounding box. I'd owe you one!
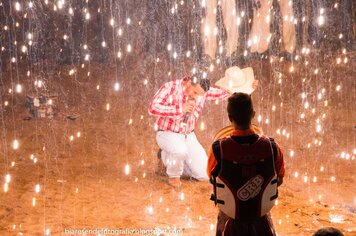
[148,71,252,187]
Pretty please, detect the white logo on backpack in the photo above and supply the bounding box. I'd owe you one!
[237,175,264,201]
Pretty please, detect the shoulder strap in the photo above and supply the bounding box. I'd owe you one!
[268,137,278,175]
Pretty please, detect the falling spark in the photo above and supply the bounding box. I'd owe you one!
[16,84,22,93]
[15,2,21,11]
[180,192,185,201]
[4,183,8,192]
[35,184,40,193]
[146,206,154,215]
[13,140,19,150]
[329,214,344,223]
[200,122,205,131]
[316,124,322,133]
[114,82,120,91]
[317,15,325,26]
[124,164,130,175]
[5,174,11,184]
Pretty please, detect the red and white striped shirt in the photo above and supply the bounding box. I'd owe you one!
[148,77,230,133]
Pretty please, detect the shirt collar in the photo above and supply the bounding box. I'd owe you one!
[230,128,257,136]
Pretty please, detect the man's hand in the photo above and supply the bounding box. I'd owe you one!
[252,80,259,90]
[182,99,195,113]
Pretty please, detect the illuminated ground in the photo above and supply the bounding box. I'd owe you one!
[0,55,355,235]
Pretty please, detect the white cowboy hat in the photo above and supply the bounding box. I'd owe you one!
[215,66,255,94]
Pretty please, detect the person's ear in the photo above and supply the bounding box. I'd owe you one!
[183,80,190,92]
[228,115,233,123]
[252,110,256,119]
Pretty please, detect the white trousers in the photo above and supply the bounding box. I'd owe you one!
[201,0,239,58]
[156,131,209,180]
[250,0,273,53]
[250,0,296,53]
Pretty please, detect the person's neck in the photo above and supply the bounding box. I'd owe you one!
[233,124,251,131]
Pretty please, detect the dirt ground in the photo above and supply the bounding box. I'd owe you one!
[0,54,355,236]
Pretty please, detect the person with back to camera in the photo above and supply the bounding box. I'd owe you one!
[207,92,285,236]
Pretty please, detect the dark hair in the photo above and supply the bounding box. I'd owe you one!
[191,60,211,92]
[313,227,344,236]
[191,73,210,92]
[227,93,254,127]
[198,78,210,92]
